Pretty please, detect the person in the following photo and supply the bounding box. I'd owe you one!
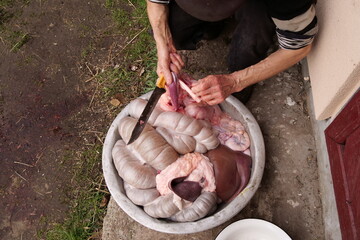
[146,0,318,104]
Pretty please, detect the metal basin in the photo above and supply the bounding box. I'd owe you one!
[102,93,265,234]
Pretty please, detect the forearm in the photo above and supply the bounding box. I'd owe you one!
[147,1,171,49]
[147,1,184,83]
[231,45,312,91]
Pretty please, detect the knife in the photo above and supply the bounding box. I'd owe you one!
[127,75,166,145]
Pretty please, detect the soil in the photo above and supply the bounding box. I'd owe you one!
[0,0,115,239]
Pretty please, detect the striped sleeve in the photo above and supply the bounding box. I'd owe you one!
[149,0,170,4]
[272,4,318,50]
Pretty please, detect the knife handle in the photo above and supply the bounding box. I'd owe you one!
[156,75,166,88]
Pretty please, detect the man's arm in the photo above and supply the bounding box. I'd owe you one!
[192,1,317,105]
[147,1,184,84]
[147,1,170,51]
[233,45,312,91]
[191,45,311,105]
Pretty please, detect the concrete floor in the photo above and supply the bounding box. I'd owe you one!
[102,39,326,239]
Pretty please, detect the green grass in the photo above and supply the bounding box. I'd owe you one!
[81,43,95,59]
[0,8,14,26]
[0,0,29,7]
[97,40,158,98]
[39,1,158,239]
[0,0,30,26]
[99,0,158,97]
[9,31,30,51]
[0,30,31,52]
[41,145,108,240]
[112,8,130,28]
[0,0,31,50]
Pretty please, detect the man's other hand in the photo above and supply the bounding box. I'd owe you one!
[191,74,239,105]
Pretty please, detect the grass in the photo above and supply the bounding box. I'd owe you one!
[0,0,30,28]
[0,0,31,51]
[9,31,30,51]
[1,0,158,238]
[97,39,158,98]
[81,43,95,59]
[39,0,158,239]
[98,0,158,98]
[0,8,14,26]
[40,145,108,240]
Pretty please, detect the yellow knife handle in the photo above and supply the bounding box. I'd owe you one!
[156,75,166,88]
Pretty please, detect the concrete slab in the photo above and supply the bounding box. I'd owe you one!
[102,39,325,239]
[307,90,341,240]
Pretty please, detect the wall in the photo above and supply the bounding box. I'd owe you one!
[307,0,360,120]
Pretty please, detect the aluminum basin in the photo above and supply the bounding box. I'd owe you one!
[102,93,265,234]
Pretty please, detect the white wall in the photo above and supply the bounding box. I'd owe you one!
[307,0,360,120]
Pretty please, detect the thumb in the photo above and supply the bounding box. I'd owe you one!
[162,70,173,85]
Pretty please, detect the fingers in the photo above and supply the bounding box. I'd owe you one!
[199,92,224,105]
[170,53,185,67]
[156,41,185,85]
[205,98,221,105]
[163,69,173,85]
[191,76,227,105]
[157,65,172,85]
[158,66,174,85]
[191,78,213,94]
[170,53,184,73]
[164,53,184,81]
[170,63,178,74]
[156,45,184,85]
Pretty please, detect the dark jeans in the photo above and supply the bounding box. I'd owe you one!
[168,0,276,102]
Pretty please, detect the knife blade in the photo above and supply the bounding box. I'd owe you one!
[127,75,166,145]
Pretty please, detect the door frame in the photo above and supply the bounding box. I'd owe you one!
[325,89,360,240]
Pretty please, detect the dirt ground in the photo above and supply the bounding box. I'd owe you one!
[0,0,115,239]
[1,1,324,240]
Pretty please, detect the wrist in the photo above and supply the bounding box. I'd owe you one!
[230,65,259,92]
[230,71,246,92]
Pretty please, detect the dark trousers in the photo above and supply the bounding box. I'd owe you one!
[168,0,276,101]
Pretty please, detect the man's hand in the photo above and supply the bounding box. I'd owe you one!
[191,74,240,105]
[156,42,184,85]
[147,1,184,85]
[192,45,312,105]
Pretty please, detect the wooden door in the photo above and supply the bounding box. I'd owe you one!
[325,89,360,240]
